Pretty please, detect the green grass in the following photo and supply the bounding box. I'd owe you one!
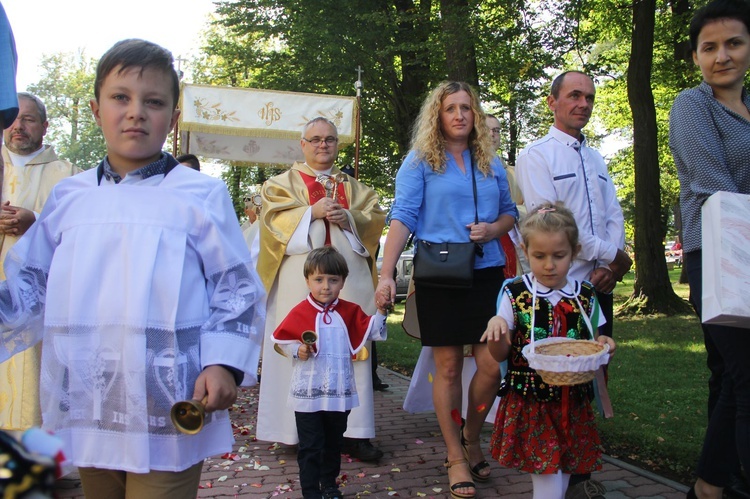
[382,306,422,376]
[378,268,705,484]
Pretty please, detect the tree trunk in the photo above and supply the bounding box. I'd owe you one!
[229,166,243,220]
[439,0,479,86]
[622,0,691,315]
[70,97,80,145]
[670,0,692,285]
[390,0,431,156]
[507,97,519,166]
[669,0,693,69]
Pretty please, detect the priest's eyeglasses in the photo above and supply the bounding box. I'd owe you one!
[303,136,339,147]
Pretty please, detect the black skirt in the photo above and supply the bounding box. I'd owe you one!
[415,266,504,347]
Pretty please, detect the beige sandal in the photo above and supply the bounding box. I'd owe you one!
[444,458,476,499]
[460,428,491,482]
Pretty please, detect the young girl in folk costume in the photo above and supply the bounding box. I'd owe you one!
[481,202,616,499]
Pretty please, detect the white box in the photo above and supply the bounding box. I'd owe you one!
[702,191,750,328]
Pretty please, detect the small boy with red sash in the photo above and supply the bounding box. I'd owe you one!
[273,246,388,499]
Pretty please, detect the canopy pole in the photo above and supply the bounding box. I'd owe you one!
[172,120,180,156]
[354,66,363,180]
[173,56,187,156]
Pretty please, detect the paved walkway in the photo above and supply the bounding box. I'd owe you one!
[56,368,689,498]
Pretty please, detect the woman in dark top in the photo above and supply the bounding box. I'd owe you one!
[669,1,750,497]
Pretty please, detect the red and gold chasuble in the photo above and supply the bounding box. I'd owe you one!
[500,234,518,279]
[256,161,386,293]
[298,171,350,246]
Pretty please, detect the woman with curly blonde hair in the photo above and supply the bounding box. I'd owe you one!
[410,82,497,176]
[377,81,516,499]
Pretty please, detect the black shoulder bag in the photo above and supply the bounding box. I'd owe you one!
[412,157,483,289]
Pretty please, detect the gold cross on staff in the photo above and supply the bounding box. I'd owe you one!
[316,173,348,200]
[250,193,262,215]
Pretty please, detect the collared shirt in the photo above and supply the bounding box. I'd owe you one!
[516,126,626,283]
[102,154,170,184]
[669,81,750,253]
[498,274,606,329]
[6,145,44,168]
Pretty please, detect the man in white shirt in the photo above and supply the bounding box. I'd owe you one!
[515,71,632,499]
[0,92,79,433]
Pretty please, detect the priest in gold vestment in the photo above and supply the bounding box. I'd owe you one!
[0,93,79,432]
[255,117,387,460]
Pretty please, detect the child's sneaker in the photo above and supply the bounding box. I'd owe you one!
[322,486,343,499]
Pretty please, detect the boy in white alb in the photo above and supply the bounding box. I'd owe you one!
[0,39,265,498]
[273,246,387,499]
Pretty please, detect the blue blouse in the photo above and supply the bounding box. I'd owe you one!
[0,3,17,128]
[390,149,517,269]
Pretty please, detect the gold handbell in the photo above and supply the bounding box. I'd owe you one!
[301,330,318,345]
[274,330,318,357]
[171,395,208,435]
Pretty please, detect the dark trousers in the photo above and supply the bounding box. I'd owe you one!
[685,251,725,417]
[685,250,750,486]
[596,290,614,338]
[295,410,349,498]
[371,342,380,380]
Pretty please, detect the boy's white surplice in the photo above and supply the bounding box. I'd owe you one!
[0,165,265,473]
[274,296,387,413]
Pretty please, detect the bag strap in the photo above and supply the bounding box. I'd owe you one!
[529,276,596,352]
[469,153,478,224]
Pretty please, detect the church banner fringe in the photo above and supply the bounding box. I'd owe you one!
[178,84,357,167]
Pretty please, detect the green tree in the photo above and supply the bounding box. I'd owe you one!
[562,0,698,313]
[441,0,479,85]
[477,0,570,165]
[624,0,690,313]
[204,0,437,199]
[203,0,571,196]
[26,51,105,169]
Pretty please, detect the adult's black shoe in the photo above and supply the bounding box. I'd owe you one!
[342,438,383,462]
[726,471,750,499]
[372,379,389,391]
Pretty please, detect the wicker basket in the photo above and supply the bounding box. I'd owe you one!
[519,275,611,386]
[522,337,609,386]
